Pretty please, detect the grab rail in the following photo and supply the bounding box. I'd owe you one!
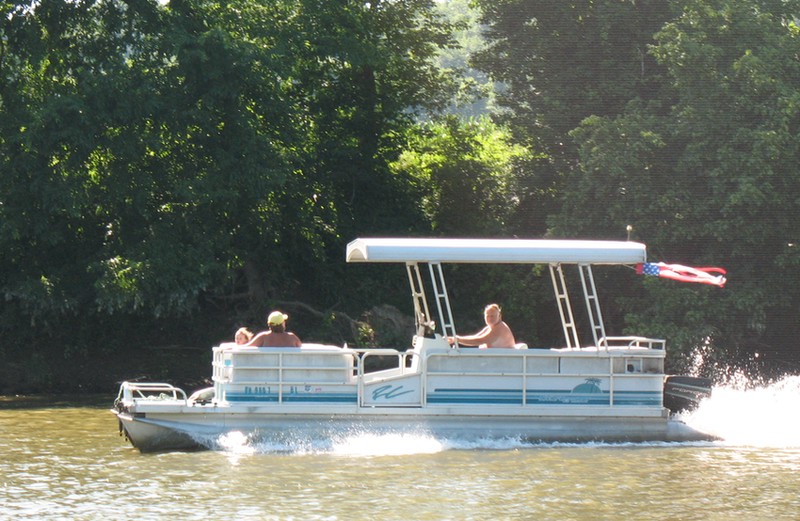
[599,336,665,350]
[115,382,188,404]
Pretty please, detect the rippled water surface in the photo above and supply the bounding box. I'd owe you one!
[3,377,800,520]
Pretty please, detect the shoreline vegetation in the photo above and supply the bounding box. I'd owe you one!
[0,305,413,396]
[0,346,212,397]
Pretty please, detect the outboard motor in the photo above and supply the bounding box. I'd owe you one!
[664,375,713,413]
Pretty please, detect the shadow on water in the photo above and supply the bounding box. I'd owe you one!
[0,393,111,409]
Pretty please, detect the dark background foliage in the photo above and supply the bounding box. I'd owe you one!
[2,0,799,393]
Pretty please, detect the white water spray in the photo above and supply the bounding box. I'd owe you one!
[330,432,445,456]
[209,428,552,456]
[680,374,800,448]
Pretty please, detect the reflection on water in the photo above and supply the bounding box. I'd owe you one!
[2,376,800,520]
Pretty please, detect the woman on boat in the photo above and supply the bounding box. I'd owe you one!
[447,303,516,348]
[234,327,253,345]
[247,311,302,347]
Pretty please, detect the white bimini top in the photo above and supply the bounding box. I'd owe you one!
[346,238,647,265]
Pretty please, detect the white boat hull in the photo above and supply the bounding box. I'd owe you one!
[116,406,708,452]
[113,341,713,451]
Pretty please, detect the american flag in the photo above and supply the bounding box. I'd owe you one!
[636,262,727,287]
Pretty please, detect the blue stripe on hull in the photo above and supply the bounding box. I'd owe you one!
[428,389,662,406]
[224,390,661,406]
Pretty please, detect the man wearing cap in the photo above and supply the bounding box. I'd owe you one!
[247,311,302,347]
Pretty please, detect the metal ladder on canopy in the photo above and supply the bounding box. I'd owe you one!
[429,262,457,340]
[550,263,580,349]
[406,262,431,331]
[578,264,607,349]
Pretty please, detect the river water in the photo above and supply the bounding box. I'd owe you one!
[2,376,800,521]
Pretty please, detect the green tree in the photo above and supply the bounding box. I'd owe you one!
[554,0,800,374]
[433,0,495,117]
[391,115,530,235]
[0,0,460,380]
[472,0,673,166]
[470,0,676,240]
[1,0,303,324]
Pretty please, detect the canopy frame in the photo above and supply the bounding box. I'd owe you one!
[346,238,646,349]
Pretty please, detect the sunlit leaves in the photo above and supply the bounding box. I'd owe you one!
[0,0,462,331]
[392,115,529,234]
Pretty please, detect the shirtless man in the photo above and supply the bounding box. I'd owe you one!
[247,311,302,347]
[447,303,516,348]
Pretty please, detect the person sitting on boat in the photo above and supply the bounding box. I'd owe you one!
[234,327,253,345]
[447,303,516,348]
[246,311,302,347]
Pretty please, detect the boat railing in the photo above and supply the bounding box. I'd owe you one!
[212,346,365,403]
[357,348,418,377]
[115,381,188,405]
[599,336,666,350]
[209,343,665,408]
[211,345,423,404]
[424,349,664,407]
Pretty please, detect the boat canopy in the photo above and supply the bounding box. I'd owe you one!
[346,238,647,265]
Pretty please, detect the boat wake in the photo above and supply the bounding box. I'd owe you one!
[678,374,800,448]
[199,429,545,456]
[181,368,800,456]
[199,429,706,457]
[198,374,800,456]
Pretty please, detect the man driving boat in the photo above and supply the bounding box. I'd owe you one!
[447,303,516,348]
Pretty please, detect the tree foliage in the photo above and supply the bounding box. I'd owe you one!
[472,0,676,245]
[391,115,530,235]
[1,0,453,305]
[551,0,800,371]
[0,0,458,364]
[4,0,800,390]
[472,0,673,164]
[469,0,800,374]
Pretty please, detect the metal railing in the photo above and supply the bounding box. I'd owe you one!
[208,346,664,408]
[115,381,188,405]
[599,336,666,350]
[212,347,417,404]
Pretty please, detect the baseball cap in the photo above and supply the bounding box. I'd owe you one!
[267,311,288,326]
